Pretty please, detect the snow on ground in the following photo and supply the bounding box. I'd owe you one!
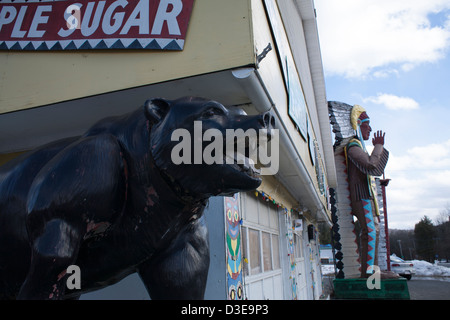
[321,260,450,278]
[411,260,450,278]
[322,264,335,275]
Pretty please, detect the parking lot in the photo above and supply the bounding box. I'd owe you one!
[407,278,450,300]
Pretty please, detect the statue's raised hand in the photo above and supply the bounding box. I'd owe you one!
[372,130,385,146]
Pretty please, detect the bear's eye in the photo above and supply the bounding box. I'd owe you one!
[202,108,224,118]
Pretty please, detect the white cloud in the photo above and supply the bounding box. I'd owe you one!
[372,69,399,78]
[384,139,450,228]
[363,93,420,110]
[390,140,450,169]
[315,0,450,78]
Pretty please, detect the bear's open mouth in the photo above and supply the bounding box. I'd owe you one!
[224,152,261,178]
[224,135,262,179]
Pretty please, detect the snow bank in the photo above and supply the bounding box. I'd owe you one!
[322,264,335,275]
[320,260,450,277]
[411,260,450,277]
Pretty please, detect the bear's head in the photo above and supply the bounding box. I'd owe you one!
[145,97,275,200]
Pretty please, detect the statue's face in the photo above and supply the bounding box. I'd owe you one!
[360,120,372,140]
[148,97,275,198]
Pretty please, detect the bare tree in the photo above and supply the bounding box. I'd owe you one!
[435,204,450,225]
[435,204,450,261]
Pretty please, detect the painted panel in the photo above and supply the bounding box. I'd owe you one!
[285,215,297,300]
[248,281,263,300]
[272,273,283,299]
[262,277,273,299]
[225,194,243,300]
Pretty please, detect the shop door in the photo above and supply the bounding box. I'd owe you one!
[308,239,322,299]
[294,233,308,300]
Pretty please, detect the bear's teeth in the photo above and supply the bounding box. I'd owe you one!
[224,152,260,176]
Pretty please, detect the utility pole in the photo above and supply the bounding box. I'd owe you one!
[398,239,404,259]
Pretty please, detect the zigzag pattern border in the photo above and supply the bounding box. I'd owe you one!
[363,199,377,272]
[329,187,345,279]
[0,38,185,51]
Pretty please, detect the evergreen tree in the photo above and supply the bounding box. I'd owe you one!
[414,216,436,262]
[318,222,331,245]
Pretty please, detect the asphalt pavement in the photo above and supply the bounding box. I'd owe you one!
[407,278,450,300]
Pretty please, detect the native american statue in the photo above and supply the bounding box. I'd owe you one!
[329,101,389,278]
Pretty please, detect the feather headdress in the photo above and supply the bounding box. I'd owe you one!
[328,101,356,149]
[329,101,370,152]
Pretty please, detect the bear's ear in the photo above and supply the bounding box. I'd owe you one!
[144,98,170,124]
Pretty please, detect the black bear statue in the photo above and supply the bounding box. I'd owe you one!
[0,97,274,300]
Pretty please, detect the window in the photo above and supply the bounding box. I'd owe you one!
[248,228,261,275]
[294,233,303,259]
[262,232,272,272]
[240,192,284,300]
[272,234,280,270]
[242,227,281,276]
[241,192,282,276]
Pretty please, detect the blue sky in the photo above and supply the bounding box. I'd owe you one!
[314,0,450,229]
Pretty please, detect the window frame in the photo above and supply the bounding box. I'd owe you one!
[240,193,282,277]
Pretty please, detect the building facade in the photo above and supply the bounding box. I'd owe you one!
[0,0,335,299]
